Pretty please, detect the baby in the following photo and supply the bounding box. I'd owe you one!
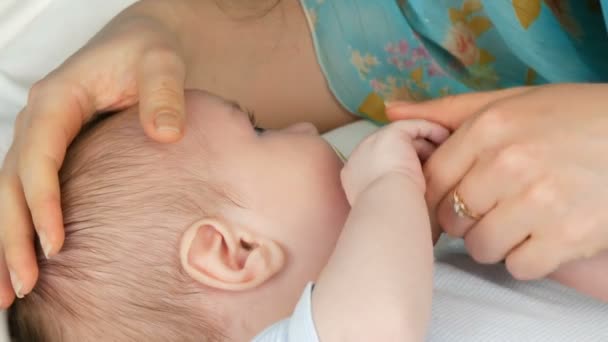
[8,89,448,341]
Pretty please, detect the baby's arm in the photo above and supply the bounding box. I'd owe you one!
[312,121,450,341]
[314,175,433,341]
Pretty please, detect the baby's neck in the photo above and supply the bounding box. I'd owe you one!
[224,273,310,340]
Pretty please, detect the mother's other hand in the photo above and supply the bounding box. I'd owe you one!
[388,84,608,281]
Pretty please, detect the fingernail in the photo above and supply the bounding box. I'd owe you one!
[9,270,23,299]
[384,101,397,108]
[384,101,410,110]
[155,113,181,133]
[385,101,402,107]
[38,231,52,259]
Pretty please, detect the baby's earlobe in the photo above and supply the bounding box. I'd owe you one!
[179,219,285,291]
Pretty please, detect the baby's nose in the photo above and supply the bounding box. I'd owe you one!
[282,122,319,136]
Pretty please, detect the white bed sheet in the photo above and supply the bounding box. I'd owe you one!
[0,0,136,122]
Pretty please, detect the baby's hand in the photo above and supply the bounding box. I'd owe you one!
[341,120,449,205]
[0,2,190,306]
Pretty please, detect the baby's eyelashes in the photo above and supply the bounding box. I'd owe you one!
[246,109,266,135]
[254,127,266,135]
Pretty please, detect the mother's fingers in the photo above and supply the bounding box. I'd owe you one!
[463,196,541,265]
[0,250,16,307]
[549,251,608,302]
[506,213,606,281]
[17,83,91,258]
[505,236,578,280]
[437,142,543,237]
[387,87,531,130]
[423,121,475,208]
[463,178,601,279]
[423,117,486,210]
[424,97,528,216]
[0,167,38,301]
[435,155,497,238]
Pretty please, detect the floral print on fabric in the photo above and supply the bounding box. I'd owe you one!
[300,0,608,124]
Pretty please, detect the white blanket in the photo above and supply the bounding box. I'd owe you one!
[0,0,135,122]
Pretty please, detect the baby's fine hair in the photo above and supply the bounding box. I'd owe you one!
[9,110,230,342]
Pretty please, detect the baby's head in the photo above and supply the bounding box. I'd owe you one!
[9,90,349,341]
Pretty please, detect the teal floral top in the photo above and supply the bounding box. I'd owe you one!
[299,0,608,123]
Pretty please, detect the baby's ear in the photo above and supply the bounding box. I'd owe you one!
[180,219,285,291]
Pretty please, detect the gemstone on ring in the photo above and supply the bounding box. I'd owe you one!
[453,200,466,217]
[452,190,480,220]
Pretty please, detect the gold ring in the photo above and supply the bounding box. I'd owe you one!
[452,190,481,220]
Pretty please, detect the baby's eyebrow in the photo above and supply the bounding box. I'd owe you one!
[222,98,245,112]
[222,98,257,125]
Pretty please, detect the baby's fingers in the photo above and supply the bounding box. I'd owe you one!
[391,119,450,146]
[137,49,186,142]
[412,139,437,163]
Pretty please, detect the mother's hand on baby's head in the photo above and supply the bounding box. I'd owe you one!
[0,9,189,307]
[387,84,608,281]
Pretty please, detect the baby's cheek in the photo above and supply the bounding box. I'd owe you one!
[316,189,349,240]
[293,140,349,241]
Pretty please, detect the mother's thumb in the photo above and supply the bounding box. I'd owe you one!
[137,53,186,143]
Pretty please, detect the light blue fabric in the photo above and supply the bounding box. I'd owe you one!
[300,0,608,123]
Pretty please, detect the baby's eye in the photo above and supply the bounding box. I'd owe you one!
[228,100,266,135]
[254,126,266,134]
[247,110,266,135]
